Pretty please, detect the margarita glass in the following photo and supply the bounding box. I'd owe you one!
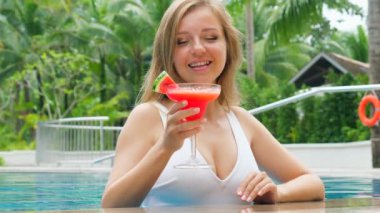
[166,83,221,169]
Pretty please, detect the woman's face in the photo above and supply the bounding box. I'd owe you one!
[173,6,227,84]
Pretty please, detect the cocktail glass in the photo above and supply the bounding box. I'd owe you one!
[166,83,221,169]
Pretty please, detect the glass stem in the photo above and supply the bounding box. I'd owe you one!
[191,134,197,160]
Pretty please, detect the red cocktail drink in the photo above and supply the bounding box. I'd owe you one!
[166,84,220,121]
[165,83,221,169]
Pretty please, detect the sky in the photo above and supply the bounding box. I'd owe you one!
[323,0,368,32]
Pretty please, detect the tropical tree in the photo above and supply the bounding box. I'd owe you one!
[368,0,380,167]
[141,0,172,27]
[245,0,255,80]
[344,26,368,62]
[0,0,40,80]
[0,0,55,134]
[311,25,368,62]
[16,51,99,119]
[227,0,362,86]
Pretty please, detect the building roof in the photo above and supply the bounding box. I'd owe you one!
[290,52,369,88]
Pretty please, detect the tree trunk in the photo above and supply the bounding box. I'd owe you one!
[99,51,107,103]
[36,69,44,113]
[368,0,380,167]
[245,0,255,80]
[14,83,21,132]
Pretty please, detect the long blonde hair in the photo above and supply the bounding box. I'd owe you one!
[138,0,242,108]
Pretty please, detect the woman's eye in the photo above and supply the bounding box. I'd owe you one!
[206,36,218,41]
[176,39,188,45]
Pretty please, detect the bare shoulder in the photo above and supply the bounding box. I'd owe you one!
[230,106,252,118]
[128,102,160,119]
[230,106,255,143]
[126,102,162,126]
[113,102,162,165]
[118,102,163,148]
[230,106,260,127]
[229,106,274,146]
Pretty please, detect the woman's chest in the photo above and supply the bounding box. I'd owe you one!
[196,121,237,179]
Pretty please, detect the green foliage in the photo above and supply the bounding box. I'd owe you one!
[274,84,298,143]
[238,75,298,143]
[19,51,99,119]
[72,92,130,125]
[0,157,4,166]
[0,124,35,150]
[0,51,129,149]
[343,26,368,62]
[239,73,370,143]
[0,0,370,150]
[296,73,370,143]
[0,125,18,150]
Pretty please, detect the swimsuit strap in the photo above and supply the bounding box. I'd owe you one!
[153,102,169,127]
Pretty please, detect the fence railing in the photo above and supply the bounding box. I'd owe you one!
[35,84,380,167]
[36,116,122,166]
[249,84,380,115]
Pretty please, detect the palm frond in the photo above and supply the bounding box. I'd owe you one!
[269,0,323,45]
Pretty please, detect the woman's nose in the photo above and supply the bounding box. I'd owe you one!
[191,39,206,56]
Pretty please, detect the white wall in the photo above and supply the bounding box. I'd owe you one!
[284,141,372,169]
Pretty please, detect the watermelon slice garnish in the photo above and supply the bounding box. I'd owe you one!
[153,71,176,94]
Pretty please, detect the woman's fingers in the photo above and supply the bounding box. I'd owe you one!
[237,172,264,195]
[242,172,266,201]
[167,101,205,136]
[168,100,187,115]
[257,182,276,196]
[167,101,201,124]
[237,171,276,203]
[161,100,206,151]
[246,178,271,202]
[237,172,255,196]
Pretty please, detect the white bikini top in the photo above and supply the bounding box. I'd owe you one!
[141,102,260,207]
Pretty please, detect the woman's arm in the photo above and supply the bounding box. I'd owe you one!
[101,103,170,208]
[233,107,325,204]
[101,101,204,207]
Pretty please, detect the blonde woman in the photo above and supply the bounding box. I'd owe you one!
[102,0,325,208]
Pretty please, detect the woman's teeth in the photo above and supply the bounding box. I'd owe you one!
[189,61,211,68]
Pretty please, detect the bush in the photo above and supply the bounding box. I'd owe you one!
[0,157,4,166]
[238,73,370,143]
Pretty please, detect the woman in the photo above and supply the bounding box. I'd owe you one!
[101,0,325,208]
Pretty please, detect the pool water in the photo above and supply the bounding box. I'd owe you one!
[0,172,107,211]
[0,172,379,211]
[324,176,380,199]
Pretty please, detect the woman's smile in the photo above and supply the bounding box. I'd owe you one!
[188,60,213,72]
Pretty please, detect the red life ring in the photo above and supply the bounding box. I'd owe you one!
[358,95,380,127]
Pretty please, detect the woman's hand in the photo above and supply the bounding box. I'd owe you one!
[160,100,205,152]
[237,171,278,204]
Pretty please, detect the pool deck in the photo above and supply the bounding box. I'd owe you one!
[2,150,380,177]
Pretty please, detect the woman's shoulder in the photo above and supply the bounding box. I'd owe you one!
[124,102,163,129]
[230,106,254,121]
[230,105,266,126]
[119,102,162,144]
[129,102,160,118]
[229,106,264,140]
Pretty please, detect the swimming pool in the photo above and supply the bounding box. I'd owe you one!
[0,172,107,211]
[0,172,379,211]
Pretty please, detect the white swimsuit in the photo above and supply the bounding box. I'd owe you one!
[141,103,260,207]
